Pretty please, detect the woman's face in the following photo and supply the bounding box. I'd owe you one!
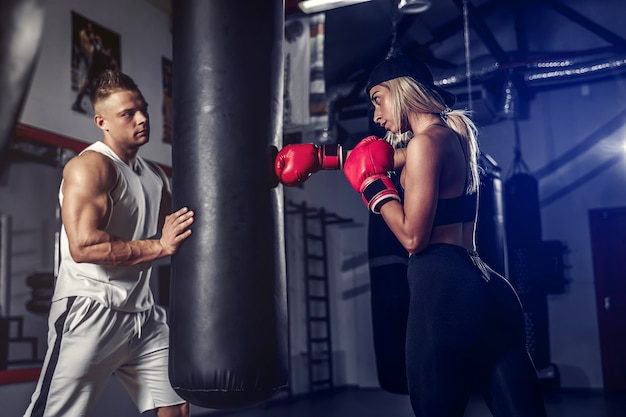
[370,84,398,133]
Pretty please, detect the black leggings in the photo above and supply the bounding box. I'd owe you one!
[406,243,546,417]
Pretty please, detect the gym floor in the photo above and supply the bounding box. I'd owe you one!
[197,387,626,417]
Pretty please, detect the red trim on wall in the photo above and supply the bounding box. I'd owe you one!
[285,0,301,14]
[0,367,41,385]
[14,123,172,176]
[15,123,89,153]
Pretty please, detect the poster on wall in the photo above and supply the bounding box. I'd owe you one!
[284,17,310,129]
[162,57,173,144]
[283,14,328,135]
[70,11,121,115]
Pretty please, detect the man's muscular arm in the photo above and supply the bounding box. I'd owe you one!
[61,151,193,266]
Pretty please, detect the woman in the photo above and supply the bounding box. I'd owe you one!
[343,54,547,417]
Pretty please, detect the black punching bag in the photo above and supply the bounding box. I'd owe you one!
[504,172,551,370]
[476,153,507,276]
[368,172,409,394]
[0,0,46,157]
[169,0,288,409]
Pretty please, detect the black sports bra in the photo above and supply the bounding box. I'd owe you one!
[409,123,478,226]
[433,124,477,226]
[398,173,477,226]
[432,192,477,226]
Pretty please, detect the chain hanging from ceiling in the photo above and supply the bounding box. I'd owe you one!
[386,0,402,58]
[462,0,473,113]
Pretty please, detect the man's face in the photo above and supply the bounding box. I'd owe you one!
[95,89,150,149]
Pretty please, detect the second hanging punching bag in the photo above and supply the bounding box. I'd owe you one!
[368,172,409,394]
[169,0,288,409]
[475,153,507,275]
[0,0,46,158]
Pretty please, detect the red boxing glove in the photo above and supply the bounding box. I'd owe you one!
[275,143,343,186]
[344,137,399,213]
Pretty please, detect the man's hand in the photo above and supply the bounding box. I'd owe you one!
[159,207,194,256]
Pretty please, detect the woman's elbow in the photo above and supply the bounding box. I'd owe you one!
[400,236,427,255]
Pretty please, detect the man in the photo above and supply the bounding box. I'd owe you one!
[24,70,193,417]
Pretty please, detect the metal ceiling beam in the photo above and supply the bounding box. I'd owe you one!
[424,0,502,48]
[512,0,528,61]
[395,16,457,68]
[534,108,626,181]
[450,0,509,63]
[449,0,529,101]
[392,0,507,68]
[536,0,626,48]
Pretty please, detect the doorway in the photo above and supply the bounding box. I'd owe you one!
[589,206,626,390]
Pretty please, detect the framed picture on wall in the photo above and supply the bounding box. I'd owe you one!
[70,11,121,116]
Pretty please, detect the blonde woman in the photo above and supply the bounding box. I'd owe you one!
[343,53,547,417]
[276,54,547,417]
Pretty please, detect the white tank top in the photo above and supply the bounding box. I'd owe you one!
[53,141,164,312]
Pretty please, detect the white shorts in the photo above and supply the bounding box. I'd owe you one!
[23,296,185,416]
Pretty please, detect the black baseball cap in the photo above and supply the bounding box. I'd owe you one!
[366,54,456,108]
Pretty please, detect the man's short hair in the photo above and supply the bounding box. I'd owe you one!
[89,70,141,109]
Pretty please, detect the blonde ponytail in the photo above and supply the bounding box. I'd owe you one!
[382,77,481,194]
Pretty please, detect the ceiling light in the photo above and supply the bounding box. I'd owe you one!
[398,0,432,14]
[298,0,371,14]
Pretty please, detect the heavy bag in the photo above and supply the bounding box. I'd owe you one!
[169,0,288,409]
[504,173,542,246]
[504,172,543,296]
[0,0,46,158]
[368,172,409,394]
[475,154,506,276]
[504,172,550,369]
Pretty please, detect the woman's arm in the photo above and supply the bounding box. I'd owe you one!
[393,147,407,170]
[380,136,441,254]
[345,140,406,171]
